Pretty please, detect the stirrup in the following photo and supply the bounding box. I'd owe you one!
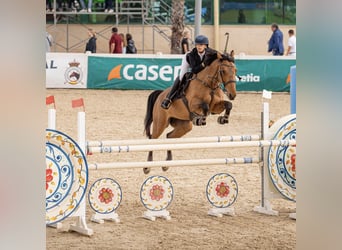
[161,98,172,109]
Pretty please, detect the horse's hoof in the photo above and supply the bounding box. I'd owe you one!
[162,166,169,172]
[217,116,229,124]
[143,167,151,174]
[193,117,207,126]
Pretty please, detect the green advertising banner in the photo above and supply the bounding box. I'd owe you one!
[87,55,295,92]
[235,59,295,92]
[87,56,181,90]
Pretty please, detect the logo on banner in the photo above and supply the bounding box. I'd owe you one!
[107,64,181,82]
[237,73,260,82]
[64,60,83,85]
[108,64,122,80]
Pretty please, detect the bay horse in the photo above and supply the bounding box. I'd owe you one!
[143,52,237,174]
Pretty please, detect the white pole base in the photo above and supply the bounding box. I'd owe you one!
[208,207,235,217]
[47,222,63,229]
[143,210,171,221]
[91,212,120,224]
[253,205,279,216]
[289,213,296,220]
[69,216,93,236]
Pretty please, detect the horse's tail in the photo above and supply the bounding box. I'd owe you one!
[144,90,163,139]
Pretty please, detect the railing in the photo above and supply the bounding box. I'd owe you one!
[46,0,193,53]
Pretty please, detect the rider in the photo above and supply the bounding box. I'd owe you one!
[161,35,218,109]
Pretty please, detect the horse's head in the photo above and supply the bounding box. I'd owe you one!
[216,51,237,100]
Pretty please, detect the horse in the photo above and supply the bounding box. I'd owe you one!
[143,52,237,174]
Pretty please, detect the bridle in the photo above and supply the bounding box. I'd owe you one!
[192,60,237,92]
[217,62,237,87]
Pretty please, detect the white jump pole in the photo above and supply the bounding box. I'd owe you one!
[46,108,63,229]
[87,134,262,147]
[89,157,261,170]
[253,102,290,216]
[69,111,93,236]
[47,109,56,130]
[87,139,296,154]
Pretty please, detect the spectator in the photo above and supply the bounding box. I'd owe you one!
[46,31,53,52]
[285,29,296,56]
[56,0,63,11]
[67,0,77,12]
[119,33,126,53]
[267,23,284,56]
[109,27,123,54]
[104,0,114,13]
[46,0,52,12]
[79,0,92,12]
[181,31,191,54]
[237,9,246,24]
[126,33,137,54]
[85,29,96,53]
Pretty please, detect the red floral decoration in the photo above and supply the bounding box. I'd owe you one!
[98,188,114,204]
[46,168,53,190]
[290,154,296,173]
[149,185,165,201]
[215,182,230,198]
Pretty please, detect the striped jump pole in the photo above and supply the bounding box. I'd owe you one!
[88,157,261,170]
[87,139,296,154]
[87,134,262,147]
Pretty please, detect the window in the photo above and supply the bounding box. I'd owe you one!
[184,0,213,25]
[219,0,296,25]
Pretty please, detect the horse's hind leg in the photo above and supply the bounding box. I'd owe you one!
[144,111,170,174]
[162,119,193,172]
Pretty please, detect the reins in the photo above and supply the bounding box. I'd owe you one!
[191,61,236,92]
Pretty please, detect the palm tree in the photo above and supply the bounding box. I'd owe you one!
[170,0,185,54]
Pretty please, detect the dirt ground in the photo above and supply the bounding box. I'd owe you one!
[46,89,296,250]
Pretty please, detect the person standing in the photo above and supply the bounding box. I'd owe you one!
[85,29,96,53]
[181,31,191,54]
[79,0,93,12]
[109,27,122,54]
[126,33,137,54]
[237,9,246,23]
[104,0,114,13]
[268,23,284,56]
[119,33,126,53]
[285,29,296,56]
[46,31,53,52]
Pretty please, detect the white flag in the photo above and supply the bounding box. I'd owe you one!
[262,89,272,99]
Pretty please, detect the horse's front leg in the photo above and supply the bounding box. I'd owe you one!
[144,151,153,174]
[191,102,210,126]
[217,100,233,124]
[161,150,172,172]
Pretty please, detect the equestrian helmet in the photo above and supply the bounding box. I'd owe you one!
[195,35,209,45]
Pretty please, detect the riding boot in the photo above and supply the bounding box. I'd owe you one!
[161,76,181,109]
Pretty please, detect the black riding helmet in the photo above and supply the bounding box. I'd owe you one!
[195,35,209,46]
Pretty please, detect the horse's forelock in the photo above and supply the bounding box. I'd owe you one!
[220,53,235,63]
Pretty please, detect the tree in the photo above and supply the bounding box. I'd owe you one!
[170,0,185,54]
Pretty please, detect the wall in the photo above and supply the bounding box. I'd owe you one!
[46,24,296,55]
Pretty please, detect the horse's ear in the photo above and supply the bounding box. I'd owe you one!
[217,52,222,59]
[230,50,235,58]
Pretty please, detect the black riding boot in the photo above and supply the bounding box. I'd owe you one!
[161,77,181,109]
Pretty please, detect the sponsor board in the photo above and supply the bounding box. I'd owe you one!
[87,56,182,90]
[88,56,295,91]
[46,53,295,92]
[46,53,87,88]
